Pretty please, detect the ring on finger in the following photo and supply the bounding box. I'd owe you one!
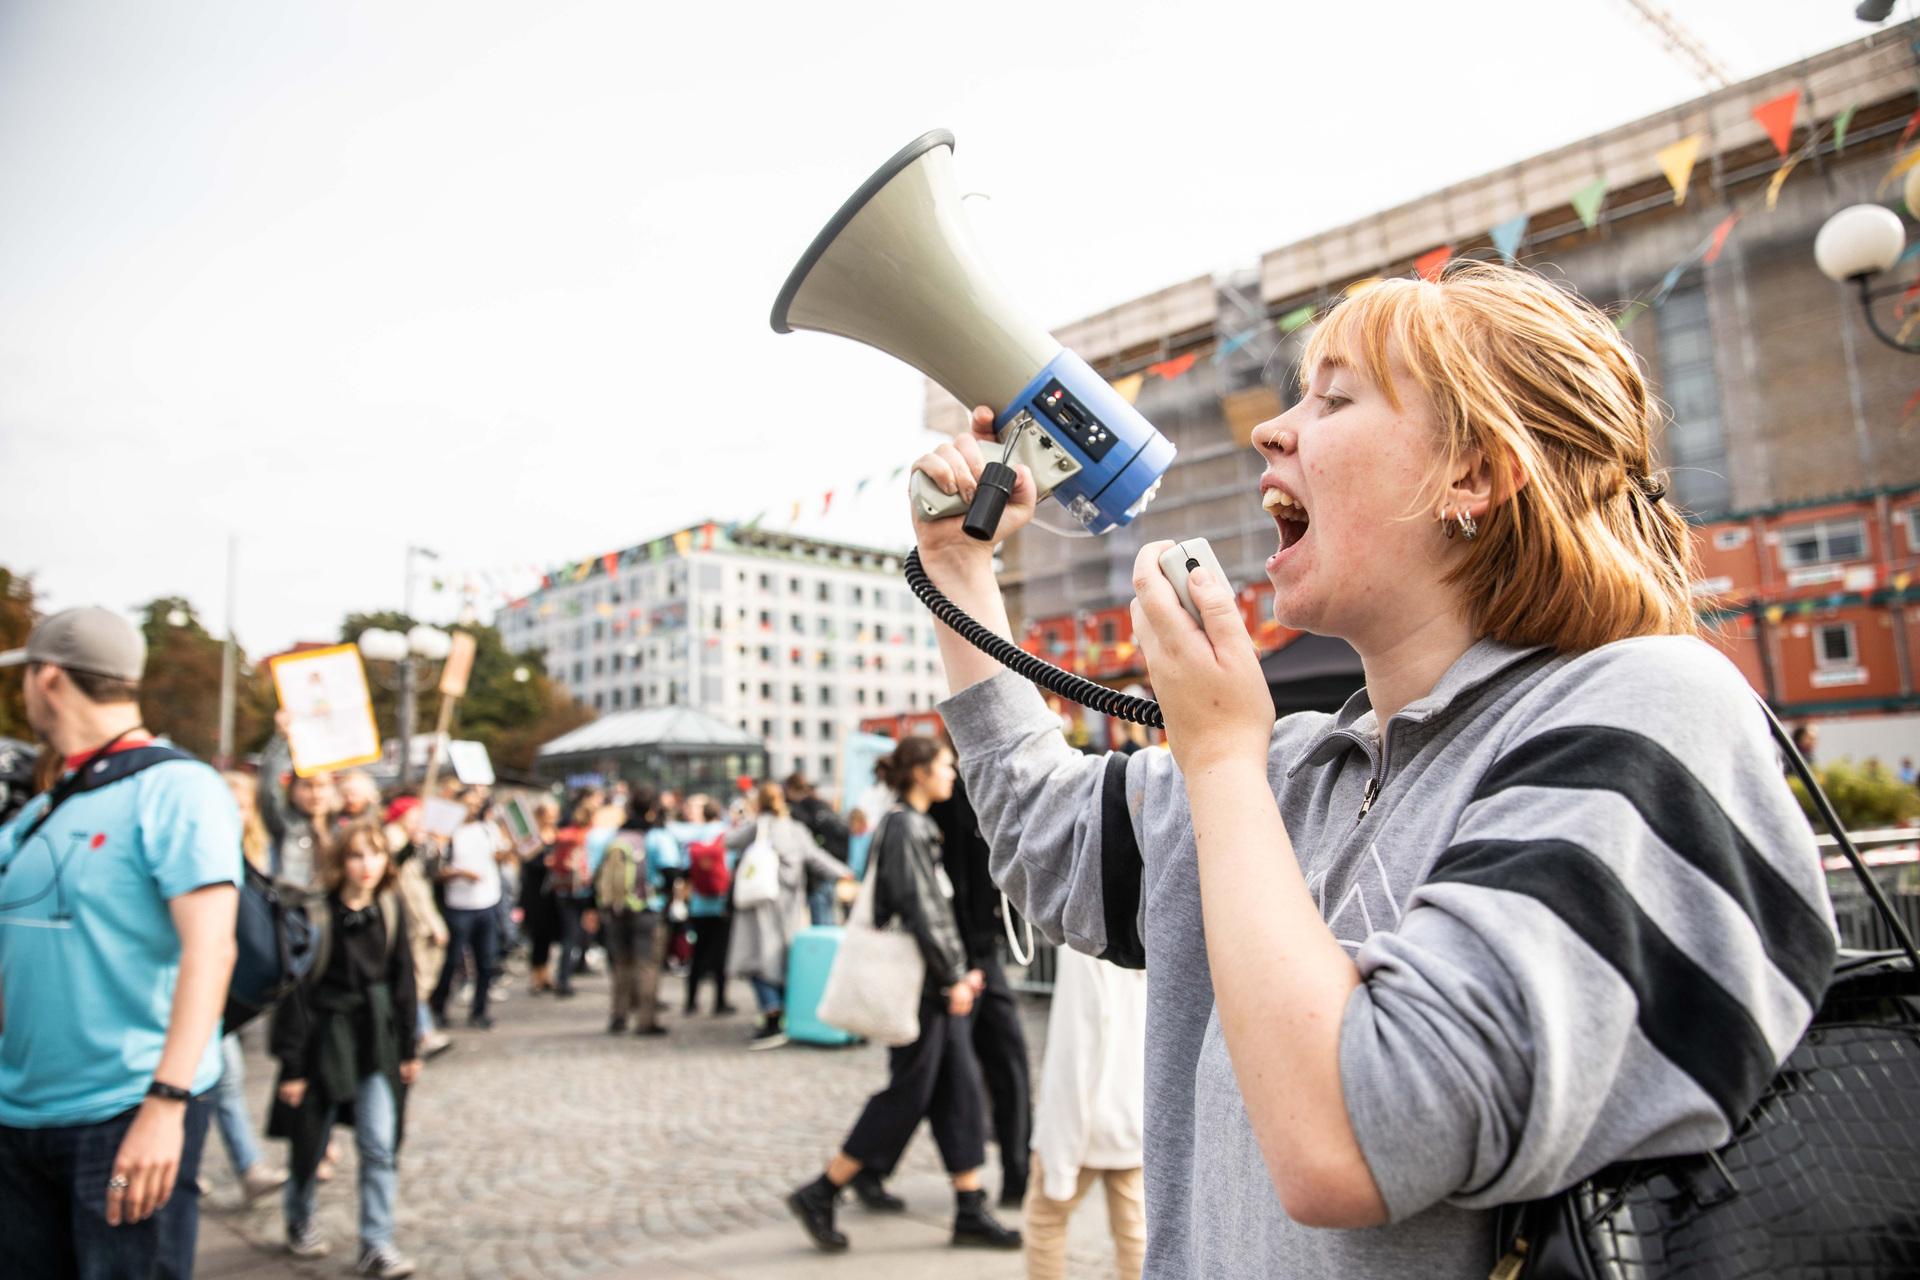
[108,1176,129,1191]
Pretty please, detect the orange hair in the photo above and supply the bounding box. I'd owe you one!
[1301,263,1696,652]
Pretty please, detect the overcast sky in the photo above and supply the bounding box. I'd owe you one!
[0,1,1884,655]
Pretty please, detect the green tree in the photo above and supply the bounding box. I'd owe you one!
[0,568,36,740]
[134,597,278,765]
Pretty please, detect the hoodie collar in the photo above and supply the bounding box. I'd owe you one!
[1286,637,1550,777]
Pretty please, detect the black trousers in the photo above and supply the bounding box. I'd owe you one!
[686,912,732,1011]
[842,990,987,1176]
[431,905,499,1020]
[971,953,1032,1193]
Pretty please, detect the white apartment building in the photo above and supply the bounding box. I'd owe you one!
[496,523,949,783]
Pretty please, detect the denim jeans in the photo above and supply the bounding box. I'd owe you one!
[555,896,592,992]
[807,880,837,927]
[211,1032,262,1177]
[749,975,784,1014]
[284,1072,398,1250]
[431,905,499,1021]
[0,1094,213,1280]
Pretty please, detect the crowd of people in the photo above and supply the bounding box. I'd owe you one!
[0,603,1148,1280]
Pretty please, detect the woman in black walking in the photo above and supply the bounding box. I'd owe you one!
[785,737,1020,1253]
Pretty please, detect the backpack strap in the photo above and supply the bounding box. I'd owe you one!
[11,742,196,850]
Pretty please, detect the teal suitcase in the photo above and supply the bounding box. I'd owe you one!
[785,925,857,1046]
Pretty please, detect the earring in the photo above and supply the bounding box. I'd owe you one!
[1456,510,1478,541]
[1441,507,1457,539]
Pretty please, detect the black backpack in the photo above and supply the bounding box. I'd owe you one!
[7,740,318,1033]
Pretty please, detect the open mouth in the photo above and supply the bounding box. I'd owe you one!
[1262,485,1310,553]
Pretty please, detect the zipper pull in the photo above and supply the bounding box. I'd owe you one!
[1357,776,1380,820]
[1489,1238,1528,1280]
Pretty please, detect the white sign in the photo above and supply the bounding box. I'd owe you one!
[447,740,495,785]
[421,796,468,838]
[270,645,382,777]
[1786,565,1845,588]
[1811,666,1867,689]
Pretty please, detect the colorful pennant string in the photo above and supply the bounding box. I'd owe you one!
[1490,213,1529,262]
[1570,177,1608,230]
[1657,134,1705,205]
[1752,90,1799,158]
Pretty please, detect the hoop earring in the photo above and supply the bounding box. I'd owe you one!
[1456,510,1478,541]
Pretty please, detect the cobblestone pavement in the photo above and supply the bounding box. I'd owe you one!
[195,959,1121,1279]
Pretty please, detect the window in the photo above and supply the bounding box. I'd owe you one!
[818,684,833,706]
[1816,623,1857,668]
[1099,619,1117,643]
[1903,505,1920,551]
[1652,284,1730,515]
[758,573,773,590]
[593,692,605,710]
[593,620,605,641]
[761,719,773,738]
[851,586,865,606]
[820,755,835,779]
[874,589,888,611]
[853,654,866,671]
[877,689,888,707]
[817,582,832,602]
[856,689,867,706]
[572,661,584,684]
[819,719,834,740]
[632,684,643,705]
[611,652,623,673]
[758,645,774,663]
[758,610,774,629]
[593,656,604,675]
[611,689,623,709]
[789,576,802,595]
[1779,518,1867,569]
[789,613,804,632]
[791,685,805,704]
[759,681,773,699]
[792,720,806,739]
[1711,527,1749,552]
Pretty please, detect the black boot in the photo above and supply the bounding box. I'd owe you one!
[786,1175,849,1252]
[951,1187,1021,1249]
[849,1169,906,1213]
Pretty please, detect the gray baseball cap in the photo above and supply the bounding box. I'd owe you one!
[0,606,147,682]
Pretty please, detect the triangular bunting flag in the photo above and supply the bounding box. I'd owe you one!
[1147,352,1199,381]
[1490,213,1529,262]
[1276,304,1316,334]
[1570,177,1607,230]
[789,500,802,524]
[601,552,619,577]
[1653,262,1687,306]
[888,464,905,481]
[822,490,835,516]
[1110,373,1145,403]
[1656,135,1705,205]
[745,511,765,529]
[1614,300,1649,331]
[701,522,716,550]
[1901,106,1920,151]
[1877,147,1920,196]
[1343,277,1383,297]
[1833,104,1859,152]
[1766,156,1801,211]
[1212,325,1262,363]
[1704,213,1740,265]
[1752,90,1799,158]
[1413,245,1451,282]
[673,530,693,555]
[855,476,871,497]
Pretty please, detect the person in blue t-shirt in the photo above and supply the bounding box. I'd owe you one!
[0,607,241,1278]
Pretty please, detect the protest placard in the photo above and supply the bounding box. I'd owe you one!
[269,644,382,777]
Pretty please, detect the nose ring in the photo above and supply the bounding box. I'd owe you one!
[1255,423,1296,453]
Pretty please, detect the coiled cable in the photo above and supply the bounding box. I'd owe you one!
[904,547,1164,728]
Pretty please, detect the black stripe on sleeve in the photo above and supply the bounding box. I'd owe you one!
[1428,838,1774,1124]
[1473,725,1834,1007]
[1096,752,1146,970]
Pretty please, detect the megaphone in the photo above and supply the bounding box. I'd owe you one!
[771,130,1175,537]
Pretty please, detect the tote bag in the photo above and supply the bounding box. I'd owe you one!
[731,818,781,909]
[817,814,925,1047]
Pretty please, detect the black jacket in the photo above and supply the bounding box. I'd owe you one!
[929,779,1000,969]
[871,806,968,993]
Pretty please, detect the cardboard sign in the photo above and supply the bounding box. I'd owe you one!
[499,794,541,854]
[269,645,382,777]
[421,796,467,839]
[439,631,477,697]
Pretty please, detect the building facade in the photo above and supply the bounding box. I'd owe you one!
[497,523,948,784]
[927,25,1920,742]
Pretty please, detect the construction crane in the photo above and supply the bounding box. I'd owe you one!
[1614,0,1735,90]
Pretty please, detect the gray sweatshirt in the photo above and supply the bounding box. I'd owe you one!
[938,636,1836,1278]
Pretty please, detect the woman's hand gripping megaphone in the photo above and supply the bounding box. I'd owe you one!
[910,405,1039,572]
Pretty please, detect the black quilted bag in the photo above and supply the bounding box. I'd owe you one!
[1493,702,1920,1280]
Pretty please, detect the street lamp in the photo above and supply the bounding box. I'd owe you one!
[1815,167,1920,354]
[357,623,451,783]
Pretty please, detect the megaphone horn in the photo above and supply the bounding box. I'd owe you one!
[771,131,1174,536]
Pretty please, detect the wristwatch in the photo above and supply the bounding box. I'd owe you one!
[146,1080,192,1104]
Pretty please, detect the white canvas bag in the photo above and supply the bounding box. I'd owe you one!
[817,813,925,1046]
